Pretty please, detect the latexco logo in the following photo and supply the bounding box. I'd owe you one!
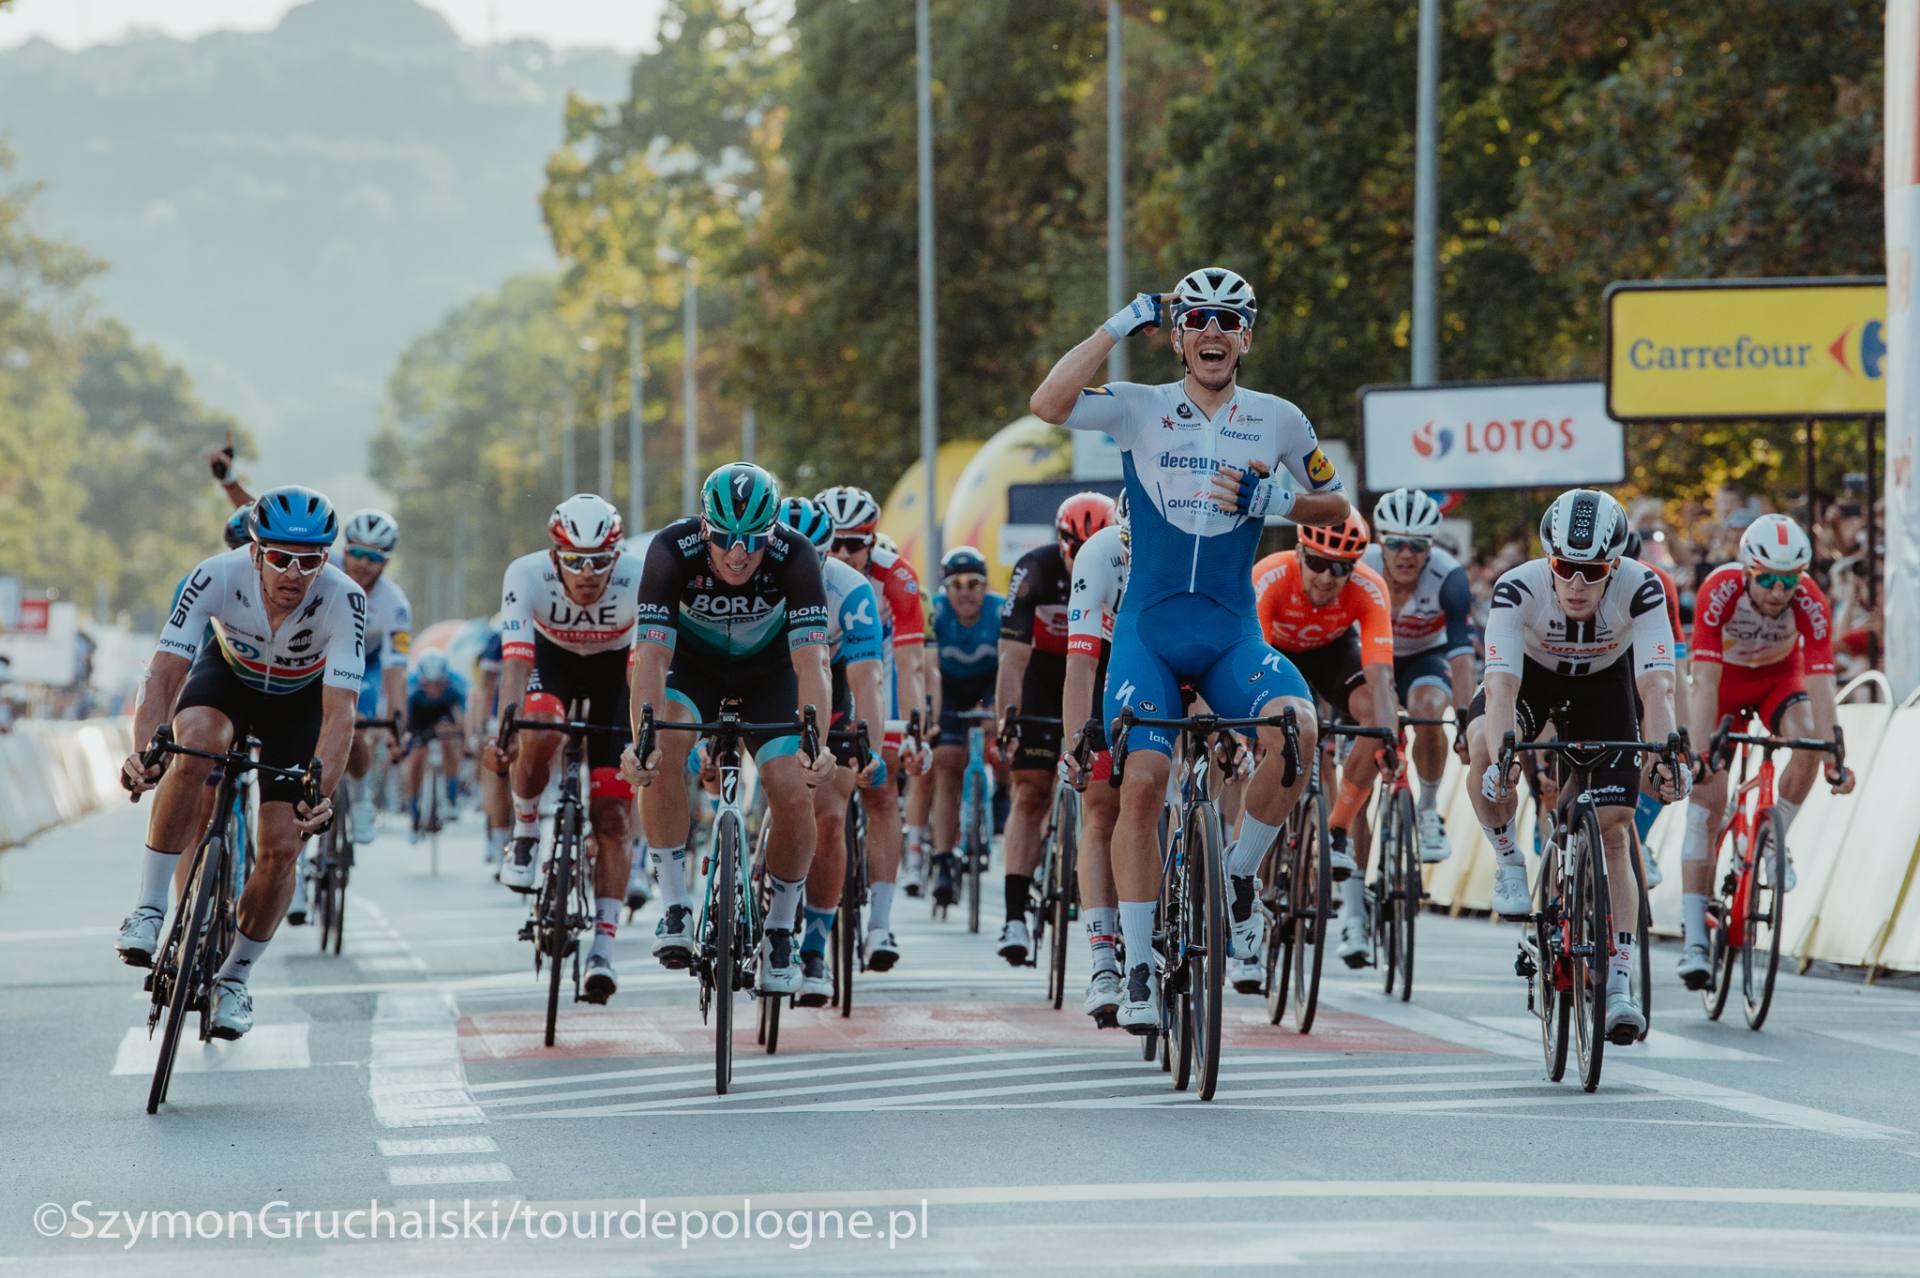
[1411,420,1455,459]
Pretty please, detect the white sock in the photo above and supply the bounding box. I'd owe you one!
[512,796,540,839]
[1682,892,1709,949]
[906,824,929,853]
[651,843,691,908]
[1340,875,1366,924]
[1680,803,1712,870]
[1085,906,1119,974]
[1609,931,1634,995]
[1119,900,1156,978]
[1418,777,1440,813]
[1773,797,1800,853]
[590,897,620,961]
[1228,813,1283,879]
[869,881,897,934]
[137,846,179,912]
[1485,822,1522,865]
[215,929,270,983]
[768,873,805,931]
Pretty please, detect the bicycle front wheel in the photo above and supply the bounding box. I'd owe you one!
[713,807,742,1095]
[543,811,577,1049]
[1161,827,1193,1093]
[1187,802,1227,1102]
[1046,787,1078,1010]
[1291,792,1330,1033]
[1743,808,1788,1030]
[1264,831,1292,1025]
[1391,789,1418,1001]
[148,841,218,1114]
[966,782,985,935]
[1569,805,1610,1092]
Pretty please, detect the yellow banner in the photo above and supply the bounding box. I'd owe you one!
[1606,280,1886,420]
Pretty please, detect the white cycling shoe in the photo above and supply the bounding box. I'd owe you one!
[1605,989,1647,1044]
[1491,864,1532,918]
[1337,909,1369,968]
[1117,964,1162,1036]
[1083,969,1123,1022]
[757,927,801,995]
[652,905,695,968]
[798,952,833,1007]
[209,977,254,1040]
[351,798,376,846]
[583,954,618,1005]
[867,928,901,972]
[1229,900,1265,994]
[499,836,540,893]
[997,919,1031,966]
[1417,809,1451,863]
[1677,942,1713,991]
[1328,841,1358,882]
[116,906,164,967]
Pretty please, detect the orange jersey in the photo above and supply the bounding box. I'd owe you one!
[1253,551,1395,663]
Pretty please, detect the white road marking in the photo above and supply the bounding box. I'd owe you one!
[110,1024,310,1075]
[377,1135,501,1156]
[1814,1027,1920,1058]
[370,989,486,1127]
[471,1046,1066,1096]
[385,1161,515,1186]
[1470,1015,1776,1061]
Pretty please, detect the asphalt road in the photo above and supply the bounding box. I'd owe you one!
[4,798,1919,1275]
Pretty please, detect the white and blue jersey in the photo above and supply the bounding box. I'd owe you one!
[1063,379,1344,753]
[824,556,886,670]
[1359,540,1475,702]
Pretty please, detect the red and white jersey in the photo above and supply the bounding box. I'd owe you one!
[498,548,646,660]
[865,544,926,652]
[1066,524,1128,656]
[1691,563,1834,674]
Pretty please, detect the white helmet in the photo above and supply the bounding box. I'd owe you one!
[1171,266,1258,326]
[815,485,881,535]
[1739,514,1812,574]
[344,508,399,553]
[547,492,622,552]
[415,651,450,683]
[1372,488,1443,539]
[1538,488,1629,563]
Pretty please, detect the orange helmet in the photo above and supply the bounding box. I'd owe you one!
[1056,492,1118,544]
[1297,510,1370,561]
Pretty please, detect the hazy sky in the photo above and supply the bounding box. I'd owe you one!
[0,0,669,52]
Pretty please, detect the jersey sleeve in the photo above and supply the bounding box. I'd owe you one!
[1689,567,1741,668]
[883,560,925,649]
[1061,382,1152,450]
[1793,579,1836,675]
[1066,559,1108,656]
[1251,554,1290,648]
[479,631,503,673]
[782,538,830,651]
[1482,568,1533,677]
[1627,567,1677,677]
[1274,404,1344,495]
[156,557,222,662]
[839,579,886,667]
[1000,551,1043,645]
[1438,566,1475,658]
[633,537,683,653]
[322,587,369,693]
[1350,566,1396,667]
[382,587,413,670]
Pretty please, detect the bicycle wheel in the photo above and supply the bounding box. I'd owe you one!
[837,793,864,1017]
[1161,826,1193,1092]
[1390,788,1418,1002]
[966,783,985,935]
[1569,804,1610,1092]
[149,840,217,1114]
[543,809,577,1049]
[1532,836,1570,1082]
[713,807,742,1095]
[1264,830,1292,1025]
[1742,807,1789,1031]
[1290,791,1330,1033]
[1046,787,1077,1010]
[1187,801,1227,1102]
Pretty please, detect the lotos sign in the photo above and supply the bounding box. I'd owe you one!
[1360,380,1624,492]
[1605,277,1886,421]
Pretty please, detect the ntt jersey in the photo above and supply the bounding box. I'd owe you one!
[499,547,646,661]
[1066,525,1128,657]
[328,550,411,668]
[1359,542,1473,659]
[158,548,367,695]
[1252,551,1395,662]
[1063,380,1342,615]
[1691,564,1834,673]
[635,517,829,665]
[933,592,1006,679]
[823,555,886,669]
[1484,558,1676,679]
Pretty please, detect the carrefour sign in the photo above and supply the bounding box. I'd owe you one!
[1606,277,1885,421]
[1360,380,1624,492]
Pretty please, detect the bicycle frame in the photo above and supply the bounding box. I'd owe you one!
[1715,747,1775,952]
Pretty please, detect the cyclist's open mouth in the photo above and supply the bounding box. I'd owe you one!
[1196,340,1229,371]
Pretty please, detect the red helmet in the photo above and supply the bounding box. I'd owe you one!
[1297,510,1370,561]
[1056,492,1117,544]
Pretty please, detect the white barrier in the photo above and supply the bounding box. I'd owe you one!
[0,718,130,849]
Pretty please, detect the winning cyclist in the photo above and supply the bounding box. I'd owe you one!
[817,485,931,971]
[624,465,837,995]
[1361,489,1475,862]
[1675,514,1854,988]
[485,493,640,1004]
[779,496,888,1006]
[333,510,412,845]
[1030,266,1349,1032]
[400,650,466,843]
[1252,511,1398,976]
[994,492,1116,966]
[117,486,363,1039]
[1466,489,1687,1043]
[927,545,1004,908]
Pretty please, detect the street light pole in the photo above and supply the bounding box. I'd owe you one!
[681,261,699,512]
[742,405,757,464]
[625,298,643,532]
[1107,0,1128,383]
[598,365,615,497]
[915,0,940,583]
[560,393,577,496]
[1411,0,1441,385]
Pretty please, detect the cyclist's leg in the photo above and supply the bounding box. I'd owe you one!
[582,663,635,977]
[641,656,709,954]
[346,645,382,836]
[400,724,427,829]
[1401,653,1455,861]
[1195,616,1316,882]
[1001,654,1062,957]
[805,767,855,949]
[437,719,464,809]
[1081,723,1121,978]
[1103,607,1183,1022]
[1769,673,1818,848]
[1462,661,1554,916]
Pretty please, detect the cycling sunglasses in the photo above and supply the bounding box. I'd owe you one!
[345,546,388,565]
[706,528,770,554]
[258,546,328,577]
[1301,553,1354,577]
[945,574,986,589]
[1176,307,1249,334]
[831,535,873,554]
[556,549,619,573]
[1752,570,1803,591]
[1382,536,1431,554]
[1549,556,1614,584]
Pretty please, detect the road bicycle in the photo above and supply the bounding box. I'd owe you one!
[1038,719,1101,1011]
[494,702,628,1048]
[125,726,321,1114]
[305,715,396,955]
[1504,729,1689,1092]
[936,707,999,933]
[1701,720,1845,1030]
[639,700,819,1095]
[1111,703,1301,1102]
[1366,714,1446,1001]
[404,725,461,875]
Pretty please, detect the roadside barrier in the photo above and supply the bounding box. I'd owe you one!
[0,718,129,850]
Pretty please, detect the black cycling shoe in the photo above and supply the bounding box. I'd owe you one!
[932,854,956,908]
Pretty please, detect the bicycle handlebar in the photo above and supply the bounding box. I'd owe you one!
[1706,715,1845,776]
[635,703,822,770]
[827,720,874,772]
[1321,719,1399,779]
[1496,728,1693,799]
[1108,705,1302,791]
[124,725,324,814]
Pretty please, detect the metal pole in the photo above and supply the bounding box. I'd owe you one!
[1410,0,1440,384]
[598,366,615,497]
[452,504,468,619]
[535,408,548,468]
[742,405,758,464]
[627,304,644,532]
[916,0,940,584]
[1805,419,1819,539]
[561,393,577,497]
[1107,0,1128,383]
[682,265,699,512]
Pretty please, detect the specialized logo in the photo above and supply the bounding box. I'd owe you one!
[1115,678,1136,706]
[1412,420,1455,459]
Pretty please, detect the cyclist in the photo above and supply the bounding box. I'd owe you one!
[624,465,837,995]
[400,651,467,843]
[1361,489,1475,862]
[1030,265,1349,1032]
[817,485,930,971]
[1623,528,1685,889]
[484,493,640,1005]
[1252,511,1398,976]
[469,620,509,867]
[928,545,1004,908]
[334,509,412,845]
[1062,503,1128,1020]
[994,492,1116,965]
[1465,488,1687,1043]
[1675,513,1854,989]
[779,496,888,1007]
[117,486,363,1040]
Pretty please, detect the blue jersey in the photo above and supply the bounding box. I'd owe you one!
[406,670,468,717]
[932,593,1004,681]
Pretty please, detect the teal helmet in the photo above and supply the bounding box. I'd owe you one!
[701,462,781,540]
[778,495,834,549]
